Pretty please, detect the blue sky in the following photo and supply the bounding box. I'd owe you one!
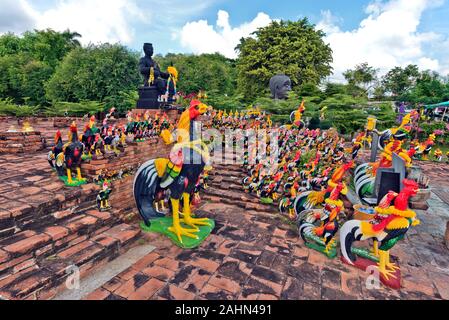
[1,0,448,80]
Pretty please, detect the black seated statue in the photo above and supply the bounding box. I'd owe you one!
[137,43,169,109]
[269,74,292,100]
[139,43,169,92]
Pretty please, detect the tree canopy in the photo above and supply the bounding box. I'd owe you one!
[382,65,419,97]
[155,53,237,96]
[45,44,141,112]
[0,29,81,106]
[236,18,333,100]
[343,62,378,97]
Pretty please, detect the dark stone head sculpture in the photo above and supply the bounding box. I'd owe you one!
[269,74,292,100]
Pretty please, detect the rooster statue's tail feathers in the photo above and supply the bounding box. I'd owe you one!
[340,220,365,265]
[133,159,165,226]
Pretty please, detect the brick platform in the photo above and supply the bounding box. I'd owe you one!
[0,116,177,300]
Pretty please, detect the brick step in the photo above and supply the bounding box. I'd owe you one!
[0,223,141,300]
[212,165,245,177]
[0,205,119,264]
[1,183,100,239]
[210,175,245,185]
[0,200,126,299]
[208,181,245,193]
[203,189,277,213]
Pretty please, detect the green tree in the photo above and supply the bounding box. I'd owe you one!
[19,29,81,68]
[382,65,419,97]
[45,44,141,112]
[400,70,449,104]
[0,33,21,56]
[0,53,52,105]
[156,53,237,95]
[236,19,333,100]
[343,62,378,97]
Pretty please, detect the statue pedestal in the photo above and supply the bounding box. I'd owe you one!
[136,86,160,109]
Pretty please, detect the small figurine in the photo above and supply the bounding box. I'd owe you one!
[81,119,95,159]
[290,101,306,128]
[96,181,112,211]
[414,133,436,161]
[22,121,34,132]
[434,148,443,162]
[340,179,420,289]
[6,125,18,133]
[91,133,104,158]
[106,107,117,120]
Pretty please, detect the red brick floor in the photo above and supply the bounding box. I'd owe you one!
[1,144,448,300]
[85,163,449,300]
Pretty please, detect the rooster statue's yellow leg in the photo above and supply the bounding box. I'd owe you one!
[67,169,73,184]
[372,240,379,257]
[180,193,211,230]
[377,250,397,280]
[324,239,336,254]
[168,197,198,243]
[288,208,295,220]
[385,250,400,271]
[76,167,85,181]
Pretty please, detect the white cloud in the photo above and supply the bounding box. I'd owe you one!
[0,0,148,45]
[34,0,148,45]
[318,0,447,81]
[179,10,272,58]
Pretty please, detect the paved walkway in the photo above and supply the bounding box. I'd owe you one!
[83,162,449,300]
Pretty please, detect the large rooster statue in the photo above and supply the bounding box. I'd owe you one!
[133,100,213,245]
[354,114,415,200]
[340,179,420,289]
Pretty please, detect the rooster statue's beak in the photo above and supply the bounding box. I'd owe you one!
[198,103,208,115]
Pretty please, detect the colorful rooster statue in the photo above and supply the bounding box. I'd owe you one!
[133,100,214,248]
[293,161,354,218]
[354,115,415,200]
[298,182,348,258]
[97,181,112,211]
[434,148,443,162]
[63,122,87,186]
[340,179,420,289]
[350,132,366,160]
[48,130,65,177]
[290,100,306,128]
[413,134,436,161]
[279,180,301,220]
[81,116,97,159]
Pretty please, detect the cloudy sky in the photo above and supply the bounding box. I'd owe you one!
[1,0,448,81]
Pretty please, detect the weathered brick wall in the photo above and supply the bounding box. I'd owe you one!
[83,138,173,222]
[0,131,44,154]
